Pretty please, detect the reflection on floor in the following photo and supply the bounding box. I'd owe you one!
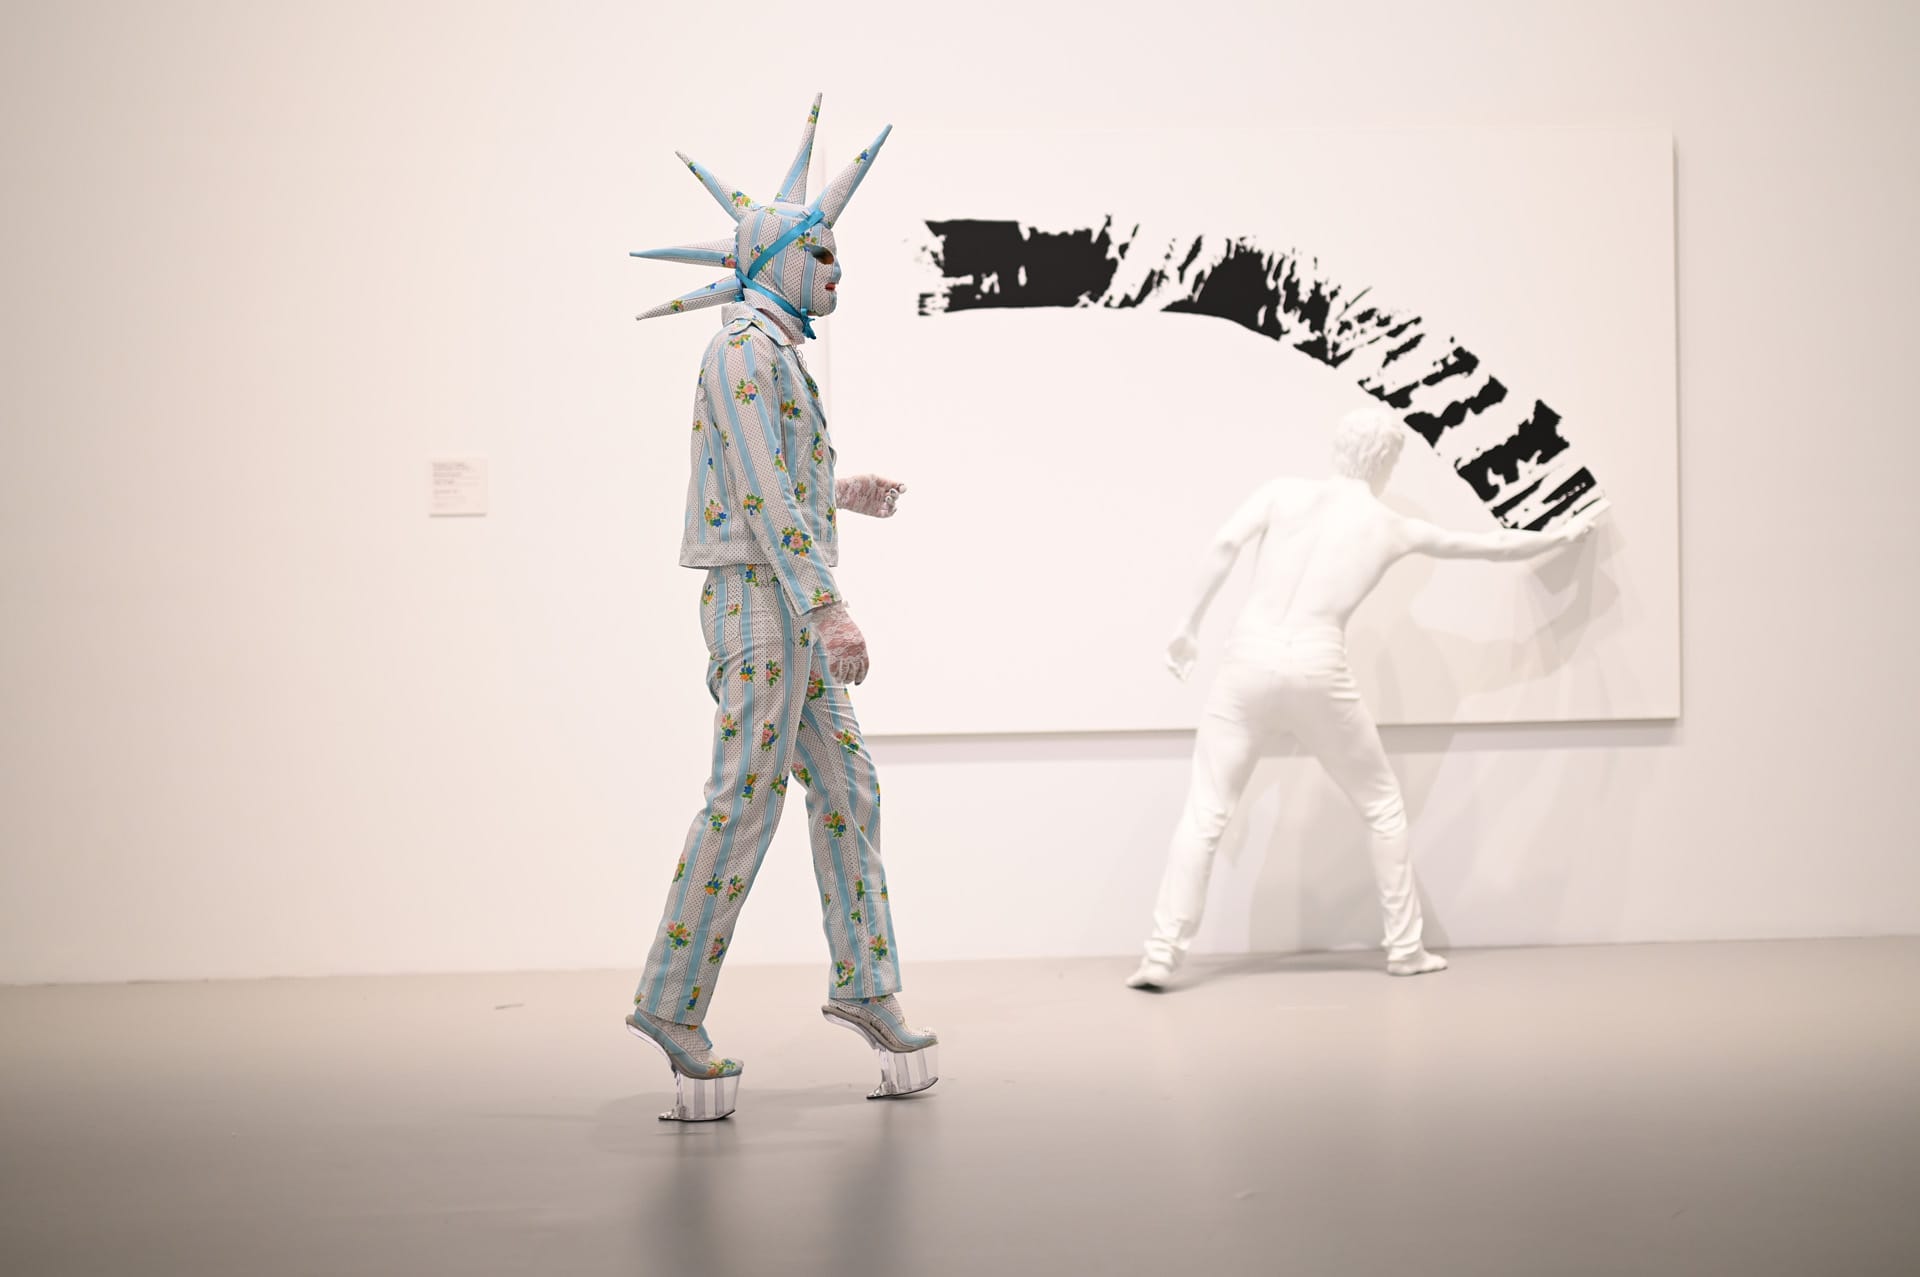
[3,940,1918,1276]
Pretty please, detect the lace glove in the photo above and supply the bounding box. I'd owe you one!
[834,474,907,519]
[811,601,870,686]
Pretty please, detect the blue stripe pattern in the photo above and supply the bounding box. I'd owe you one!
[678,305,841,618]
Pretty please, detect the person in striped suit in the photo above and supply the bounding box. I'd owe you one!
[621,95,936,1116]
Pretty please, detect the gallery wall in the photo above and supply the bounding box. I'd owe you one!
[2,0,1915,983]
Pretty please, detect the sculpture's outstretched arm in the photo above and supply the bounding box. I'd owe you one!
[1400,508,1598,562]
[1166,485,1271,681]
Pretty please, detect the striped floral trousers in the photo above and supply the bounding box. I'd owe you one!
[634,565,899,1025]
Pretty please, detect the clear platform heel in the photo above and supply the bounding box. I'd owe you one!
[820,999,940,1100]
[625,1014,742,1122]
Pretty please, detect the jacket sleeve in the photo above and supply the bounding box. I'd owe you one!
[707,334,843,614]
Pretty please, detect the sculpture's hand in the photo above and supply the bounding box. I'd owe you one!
[835,474,907,519]
[1550,510,1604,548]
[1165,630,1199,682]
[812,601,870,686]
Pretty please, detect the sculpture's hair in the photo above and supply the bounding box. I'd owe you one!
[1331,408,1406,482]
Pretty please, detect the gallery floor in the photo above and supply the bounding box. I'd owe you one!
[3,939,1917,1276]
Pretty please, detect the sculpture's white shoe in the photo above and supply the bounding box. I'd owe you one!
[1386,949,1450,977]
[1125,957,1177,991]
[821,996,939,1099]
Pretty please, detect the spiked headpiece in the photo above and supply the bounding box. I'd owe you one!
[631,93,891,339]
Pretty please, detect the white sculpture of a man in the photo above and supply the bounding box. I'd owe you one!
[1128,407,1596,989]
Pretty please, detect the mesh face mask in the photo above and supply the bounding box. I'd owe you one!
[631,94,891,339]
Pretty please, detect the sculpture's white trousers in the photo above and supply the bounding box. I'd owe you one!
[1146,627,1425,966]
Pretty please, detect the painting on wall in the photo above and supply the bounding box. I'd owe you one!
[822,127,1677,733]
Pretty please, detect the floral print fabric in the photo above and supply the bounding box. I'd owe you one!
[677,305,840,620]
[633,565,900,1024]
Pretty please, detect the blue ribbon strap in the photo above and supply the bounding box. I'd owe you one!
[738,276,816,339]
[744,209,824,281]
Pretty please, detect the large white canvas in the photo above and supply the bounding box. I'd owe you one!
[821,127,1677,733]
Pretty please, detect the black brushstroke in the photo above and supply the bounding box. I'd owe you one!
[1381,333,1426,369]
[1420,347,1481,389]
[1491,475,1546,521]
[1120,268,1168,309]
[1455,401,1572,502]
[915,219,1602,529]
[923,218,1121,310]
[1521,469,1598,531]
[1162,240,1290,340]
[1407,376,1508,446]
